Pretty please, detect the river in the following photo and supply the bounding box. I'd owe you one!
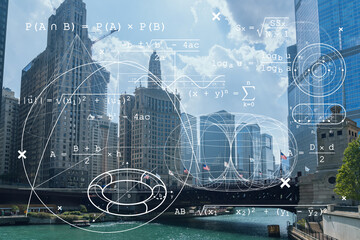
[0,208,295,240]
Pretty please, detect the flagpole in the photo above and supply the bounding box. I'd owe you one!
[280,150,283,178]
[248,155,251,179]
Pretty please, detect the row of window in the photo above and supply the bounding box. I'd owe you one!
[321,129,358,138]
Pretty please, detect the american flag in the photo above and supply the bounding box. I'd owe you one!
[184,168,189,174]
[203,164,210,171]
[280,151,287,160]
[143,174,150,179]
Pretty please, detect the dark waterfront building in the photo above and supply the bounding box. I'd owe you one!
[298,106,359,206]
[0,88,18,183]
[19,0,109,188]
[118,51,181,187]
[0,0,9,115]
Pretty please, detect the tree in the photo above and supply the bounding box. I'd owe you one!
[11,205,19,214]
[335,137,360,201]
[79,205,87,213]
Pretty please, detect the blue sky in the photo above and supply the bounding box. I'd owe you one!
[4,0,295,125]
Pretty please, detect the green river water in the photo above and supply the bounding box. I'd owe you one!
[0,208,295,240]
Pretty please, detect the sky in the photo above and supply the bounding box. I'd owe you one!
[3,0,296,126]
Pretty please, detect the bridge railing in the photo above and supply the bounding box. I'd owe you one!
[292,224,338,240]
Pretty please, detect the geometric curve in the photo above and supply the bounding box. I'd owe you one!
[87,168,167,217]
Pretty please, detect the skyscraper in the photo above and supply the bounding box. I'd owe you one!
[19,0,109,188]
[235,124,276,180]
[118,93,135,167]
[287,43,318,177]
[0,88,18,183]
[200,110,235,182]
[289,0,360,177]
[89,115,118,180]
[90,64,110,116]
[0,0,9,115]
[118,51,181,187]
[316,0,360,123]
[147,51,162,89]
[236,124,261,179]
[180,113,198,181]
[260,133,275,178]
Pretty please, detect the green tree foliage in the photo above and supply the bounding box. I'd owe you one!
[11,205,19,213]
[335,138,360,201]
[79,205,87,213]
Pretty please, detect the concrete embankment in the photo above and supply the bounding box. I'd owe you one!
[0,216,29,225]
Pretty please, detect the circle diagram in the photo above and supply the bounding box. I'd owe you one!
[291,43,346,97]
[20,59,188,233]
[164,112,298,192]
[87,168,167,217]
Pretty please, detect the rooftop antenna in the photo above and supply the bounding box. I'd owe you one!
[49,0,56,14]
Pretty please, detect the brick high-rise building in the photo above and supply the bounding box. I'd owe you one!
[19,0,109,188]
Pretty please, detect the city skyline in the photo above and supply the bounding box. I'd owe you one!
[1,0,352,190]
[0,1,359,239]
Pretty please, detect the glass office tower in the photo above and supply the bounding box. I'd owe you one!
[289,0,360,177]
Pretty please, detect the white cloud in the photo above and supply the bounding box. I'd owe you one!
[205,0,248,44]
[278,76,288,97]
[190,6,199,24]
[177,43,268,78]
[27,0,63,22]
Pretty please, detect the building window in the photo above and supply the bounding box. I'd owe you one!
[328,176,336,184]
[321,133,326,138]
[337,130,342,136]
[329,132,334,137]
